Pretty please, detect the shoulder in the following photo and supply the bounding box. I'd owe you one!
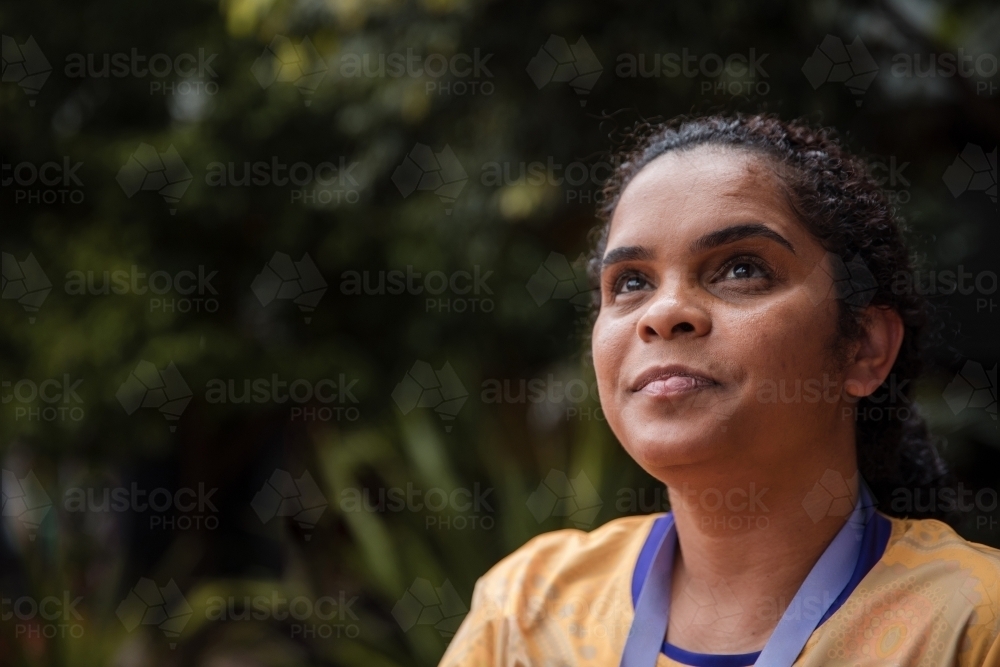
[876,514,1000,658]
[472,514,660,610]
[442,515,660,666]
[882,513,1000,574]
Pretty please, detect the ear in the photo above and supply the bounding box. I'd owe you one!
[843,306,905,398]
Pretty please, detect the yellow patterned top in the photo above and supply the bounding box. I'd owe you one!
[440,513,1000,666]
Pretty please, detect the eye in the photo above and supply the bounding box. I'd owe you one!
[729,262,761,279]
[612,272,651,294]
[720,257,770,281]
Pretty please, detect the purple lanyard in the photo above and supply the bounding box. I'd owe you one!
[620,483,875,667]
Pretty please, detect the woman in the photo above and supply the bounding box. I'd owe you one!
[440,115,1000,666]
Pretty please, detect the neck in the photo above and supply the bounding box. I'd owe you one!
[661,458,859,654]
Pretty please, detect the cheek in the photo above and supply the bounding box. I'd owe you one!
[591,314,632,395]
[724,296,838,380]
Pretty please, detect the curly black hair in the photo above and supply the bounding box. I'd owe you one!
[587,113,954,522]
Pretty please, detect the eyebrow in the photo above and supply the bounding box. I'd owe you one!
[600,223,795,272]
[690,223,795,254]
[601,245,654,269]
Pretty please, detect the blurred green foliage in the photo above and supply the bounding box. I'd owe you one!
[1,0,997,665]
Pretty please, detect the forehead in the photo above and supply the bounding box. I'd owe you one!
[607,146,800,248]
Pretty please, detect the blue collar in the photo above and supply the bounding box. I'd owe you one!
[629,508,892,666]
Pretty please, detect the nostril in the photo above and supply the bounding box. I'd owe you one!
[672,322,695,334]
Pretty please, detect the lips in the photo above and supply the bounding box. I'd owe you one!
[631,365,718,398]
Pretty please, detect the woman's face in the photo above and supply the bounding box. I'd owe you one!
[592,147,851,479]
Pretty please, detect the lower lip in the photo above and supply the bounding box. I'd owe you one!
[638,376,715,398]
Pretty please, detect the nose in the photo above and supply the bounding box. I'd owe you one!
[635,276,712,342]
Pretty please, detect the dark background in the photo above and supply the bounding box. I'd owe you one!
[1,0,997,665]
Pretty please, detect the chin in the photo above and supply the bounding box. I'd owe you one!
[617,412,732,472]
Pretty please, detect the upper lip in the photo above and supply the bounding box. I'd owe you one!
[631,364,719,392]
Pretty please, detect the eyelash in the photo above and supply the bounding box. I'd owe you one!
[610,270,650,295]
[715,255,772,282]
[607,254,773,296]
